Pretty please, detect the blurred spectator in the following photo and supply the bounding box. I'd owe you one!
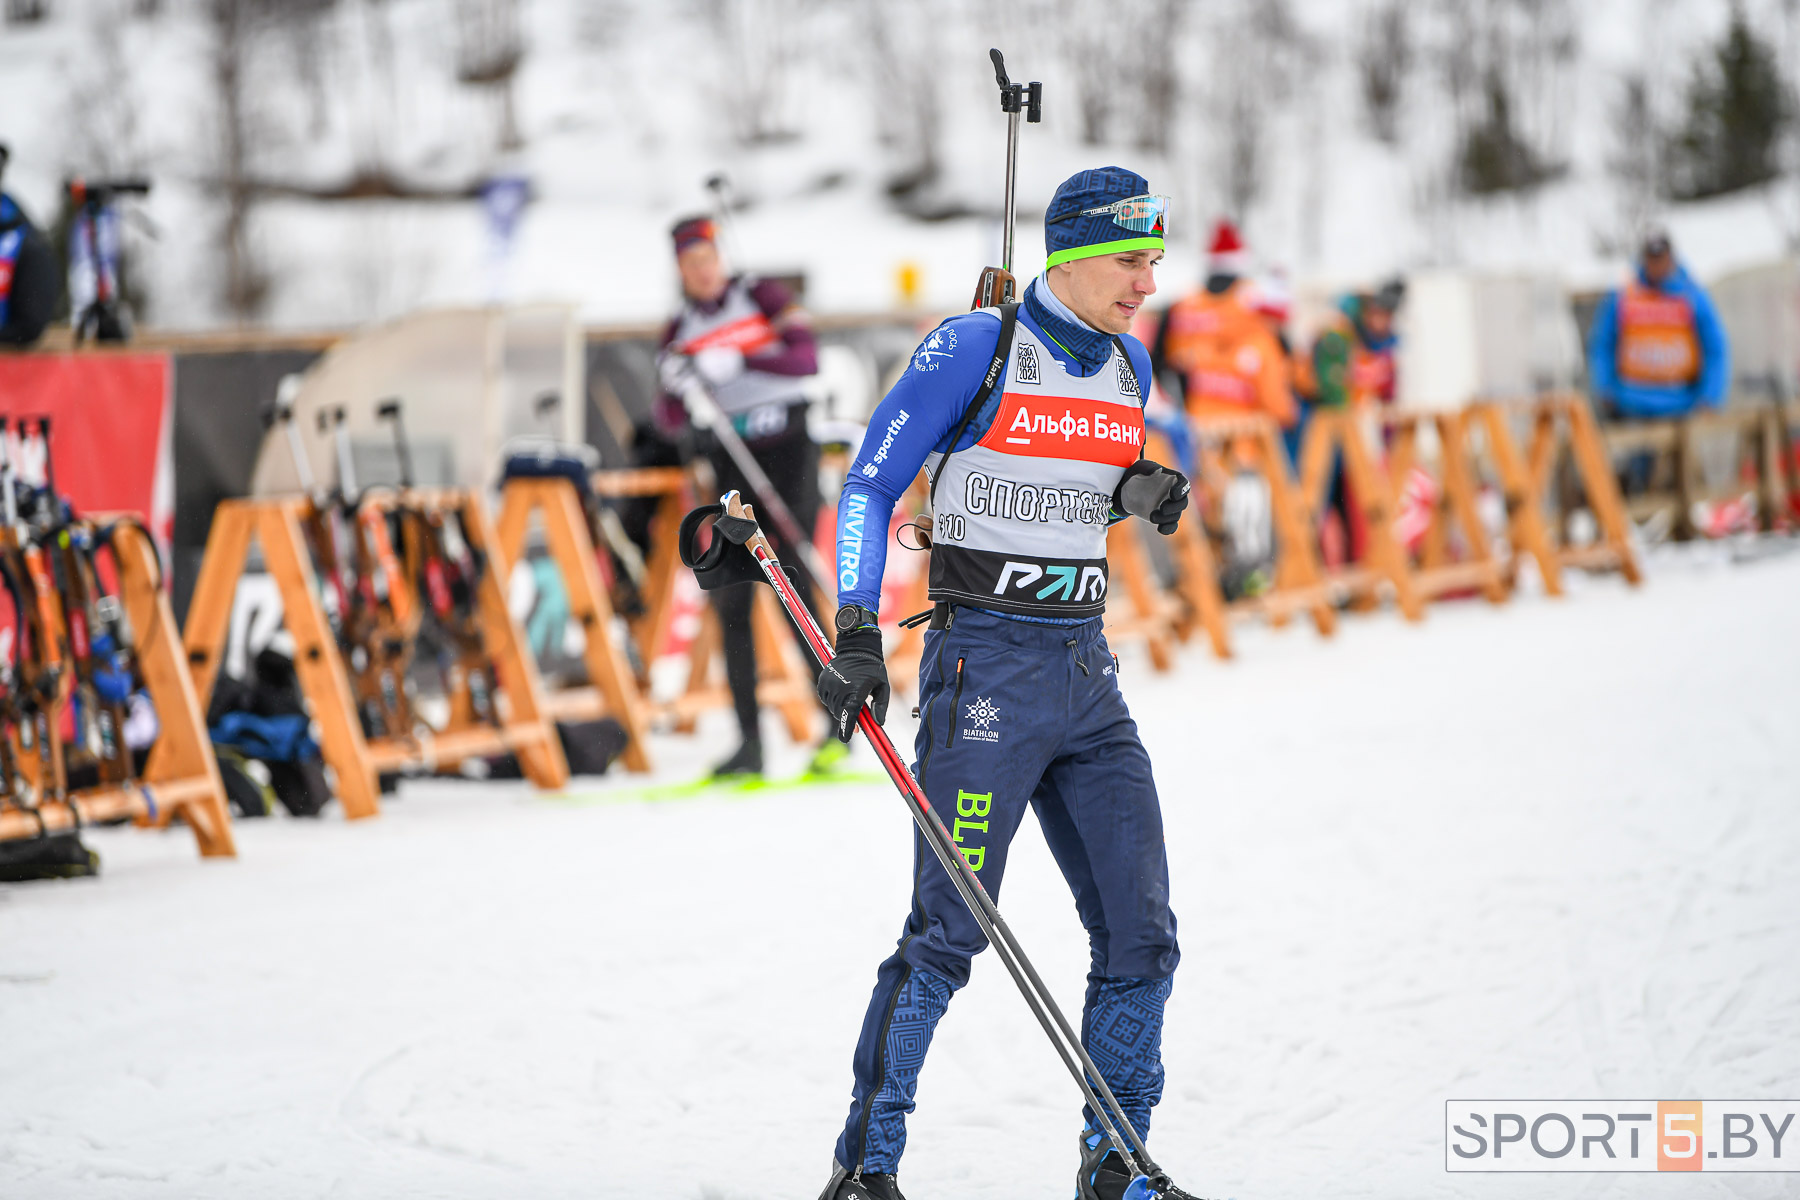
[1309,280,1405,565]
[1312,280,1403,413]
[655,214,830,779]
[1151,222,1294,598]
[1152,219,1296,429]
[1243,269,1307,463]
[0,145,61,347]
[1587,229,1730,419]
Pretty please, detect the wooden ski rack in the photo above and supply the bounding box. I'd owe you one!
[0,519,235,858]
[183,491,568,820]
[1490,393,1640,585]
[1590,400,1789,544]
[668,595,818,742]
[493,474,660,772]
[1133,430,1232,661]
[497,466,818,746]
[1381,408,1513,605]
[1191,411,1339,637]
[1101,520,1179,671]
[1297,408,1425,622]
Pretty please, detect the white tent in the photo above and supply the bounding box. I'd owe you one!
[1396,271,1585,410]
[1709,257,1799,402]
[250,305,585,498]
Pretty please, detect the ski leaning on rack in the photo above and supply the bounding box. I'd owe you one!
[697,492,1202,1200]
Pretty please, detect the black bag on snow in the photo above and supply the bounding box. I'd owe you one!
[0,831,100,881]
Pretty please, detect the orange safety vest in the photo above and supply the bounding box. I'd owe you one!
[1615,284,1700,385]
[1160,286,1295,426]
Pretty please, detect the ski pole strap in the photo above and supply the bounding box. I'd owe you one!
[677,502,786,591]
[928,302,1019,505]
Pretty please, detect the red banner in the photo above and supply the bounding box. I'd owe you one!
[0,353,172,540]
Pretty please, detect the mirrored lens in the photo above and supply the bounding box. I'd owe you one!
[1101,194,1169,235]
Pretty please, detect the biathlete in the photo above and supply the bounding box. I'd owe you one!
[815,167,1191,1200]
[656,214,838,779]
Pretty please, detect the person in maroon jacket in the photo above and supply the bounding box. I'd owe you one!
[657,215,837,777]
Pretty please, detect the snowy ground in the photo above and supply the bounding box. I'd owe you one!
[4,546,1800,1200]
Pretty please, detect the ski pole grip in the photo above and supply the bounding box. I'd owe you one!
[721,490,773,558]
[375,399,401,421]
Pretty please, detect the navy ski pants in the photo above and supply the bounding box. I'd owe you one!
[834,609,1180,1173]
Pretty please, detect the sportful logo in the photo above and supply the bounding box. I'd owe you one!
[1015,342,1041,385]
[913,326,958,372]
[994,560,1107,603]
[838,492,868,591]
[860,409,911,478]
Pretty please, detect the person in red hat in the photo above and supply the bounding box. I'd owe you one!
[1150,219,1295,429]
[656,214,835,779]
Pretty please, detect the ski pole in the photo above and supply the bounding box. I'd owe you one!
[265,375,316,493]
[716,491,1185,1200]
[676,370,834,593]
[375,398,415,489]
[704,172,749,266]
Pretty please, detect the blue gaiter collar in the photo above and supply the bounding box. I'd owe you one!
[1024,275,1115,377]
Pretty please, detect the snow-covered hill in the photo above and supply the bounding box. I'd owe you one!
[0,0,1795,330]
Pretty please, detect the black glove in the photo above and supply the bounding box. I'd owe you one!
[1113,459,1190,535]
[817,625,890,743]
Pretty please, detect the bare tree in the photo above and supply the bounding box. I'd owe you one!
[700,0,808,146]
[208,0,270,321]
[1431,0,1577,196]
[1058,0,1124,145]
[1357,0,1413,145]
[1210,0,1306,220]
[1134,0,1186,153]
[4,0,49,25]
[862,0,950,202]
[455,0,526,152]
[271,0,340,141]
[1609,72,1663,244]
[60,1,148,177]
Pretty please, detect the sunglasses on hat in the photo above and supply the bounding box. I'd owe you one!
[1048,193,1170,236]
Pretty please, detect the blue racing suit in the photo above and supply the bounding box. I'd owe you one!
[830,278,1180,1176]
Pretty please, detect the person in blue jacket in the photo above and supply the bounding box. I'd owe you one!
[1587,230,1731,420]
[812,167,1192,1200]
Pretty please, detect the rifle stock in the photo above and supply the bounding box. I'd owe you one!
[971,265,1016,311]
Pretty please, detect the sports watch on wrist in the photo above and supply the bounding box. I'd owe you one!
[835,604,881,634]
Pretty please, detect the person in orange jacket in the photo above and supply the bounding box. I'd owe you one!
[1151,219,1295,429]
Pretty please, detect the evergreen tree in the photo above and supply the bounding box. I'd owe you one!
[1459,69,1560,194]
[1665,4,1791,200]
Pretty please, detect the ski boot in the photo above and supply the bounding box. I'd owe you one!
[1076,1129,1202,1200]
[818,1160,907,1200]
[709,737,763,779]
[805,737,850,778]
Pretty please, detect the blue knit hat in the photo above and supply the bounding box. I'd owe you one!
[1044,166,1165,268]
